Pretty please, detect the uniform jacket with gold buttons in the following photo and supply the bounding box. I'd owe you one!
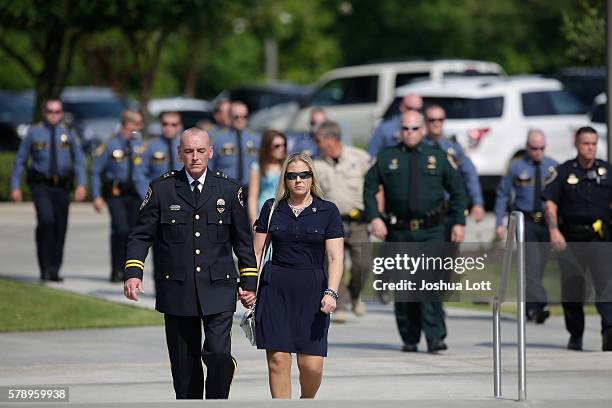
[124,167,258,316]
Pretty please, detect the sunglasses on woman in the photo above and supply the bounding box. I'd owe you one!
[285,171,312,180]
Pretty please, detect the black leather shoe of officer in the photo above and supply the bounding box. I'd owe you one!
[49,275,64,282]
[603,328,612,351]
[427,339,447,353]
[567,336,583,351]
[401,344,418,352]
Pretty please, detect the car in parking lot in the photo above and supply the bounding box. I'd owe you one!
[147,97,212,136]
[60,87,127,152]
[0,91,33,150]
[214,83,312,114]
[391,76,591,197]
[250,60,505,144]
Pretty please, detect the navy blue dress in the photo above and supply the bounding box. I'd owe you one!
[254,196,344,356]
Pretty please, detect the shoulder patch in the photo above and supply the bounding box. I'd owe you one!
[140,187,152,210]
[95,144,106,157]
[237,187,244,207]
[447,153,458,170]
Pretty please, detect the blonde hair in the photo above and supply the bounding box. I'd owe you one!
[268,153,324,211]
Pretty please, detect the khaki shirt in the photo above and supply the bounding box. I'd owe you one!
[314,145,372,215]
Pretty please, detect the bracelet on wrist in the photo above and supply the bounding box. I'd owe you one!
[324,288,339,300]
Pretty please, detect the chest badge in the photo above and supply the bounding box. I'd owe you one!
[112,149,124,160]
[598,167,607,177]
[567,174,579,185]
[217,198,226,213]
[426,155,437,170]
[60,133,69,143]
[169,205,181,211]
[221,143,235,156]
[388,158,399,170]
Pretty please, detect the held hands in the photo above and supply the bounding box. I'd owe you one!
[124,278,144,301]
[320,294,336,315]
[238,287,256,308]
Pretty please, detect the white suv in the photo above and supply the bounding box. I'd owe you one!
[391,76,592,191]
[249,60,504,144]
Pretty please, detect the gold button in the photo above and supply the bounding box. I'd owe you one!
[195,214,200,220]
[165,275,169,279]
[195,232,200,237]
[171,219,175,224]
[219,220,222,224]
[196,266,201,272]
[195,249,200,255]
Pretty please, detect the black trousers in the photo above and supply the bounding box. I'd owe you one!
[164,312,236,399]
[30,183,70,279]
[557,235,612,338]
[106,193,141,275]
[524,219,550,313]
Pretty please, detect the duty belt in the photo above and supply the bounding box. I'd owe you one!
[27,170,73,190]
[386,211,442,231]
[341,208,365,222]
[102,180,137,198]
[524,211,544,224]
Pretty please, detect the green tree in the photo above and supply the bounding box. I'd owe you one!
[562,0,605,66]
[0,0,116,118]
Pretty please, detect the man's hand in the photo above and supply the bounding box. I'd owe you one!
[371,218,388,240]
[74,185,87,202]
[124,278,144,301]
[93,197,105,213]
[549,228,567,252]
[10,189,22,203]
[320,294,336,314]
[451,225,465,243]
[238,287,256,308]
[496,225,506,240]
[470,205,485,223]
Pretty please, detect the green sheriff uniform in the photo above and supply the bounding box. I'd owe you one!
[363,142,467,350]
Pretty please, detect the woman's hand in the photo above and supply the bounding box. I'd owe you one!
[320,294,336,314]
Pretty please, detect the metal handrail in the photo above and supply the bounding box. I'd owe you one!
[493,211,526,401]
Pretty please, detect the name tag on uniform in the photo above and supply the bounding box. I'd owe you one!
[169,205,181,211]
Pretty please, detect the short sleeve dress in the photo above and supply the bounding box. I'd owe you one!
[254,196,344,356]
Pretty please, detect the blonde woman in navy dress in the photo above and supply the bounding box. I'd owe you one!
[252,152,344,398]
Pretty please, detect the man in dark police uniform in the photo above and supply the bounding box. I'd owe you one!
[363,110,467,353]
[123,127,258,399]
[542,126,612,352]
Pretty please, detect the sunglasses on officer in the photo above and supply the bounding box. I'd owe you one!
[285,171,313,181]
[402,126,421,132]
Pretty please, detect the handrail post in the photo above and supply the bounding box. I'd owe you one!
[493,211,527,401]
[516,212,527,401]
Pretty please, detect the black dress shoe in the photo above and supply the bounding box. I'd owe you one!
[427,339,448,353]
[49,275,64,282]
[603,328,612,351]
[535,308,550,324]
[401,344,418,352]
[567,336,583,351]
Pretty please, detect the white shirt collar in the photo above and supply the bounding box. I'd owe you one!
[185,169,207,191]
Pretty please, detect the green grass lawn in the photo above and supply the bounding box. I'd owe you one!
[0,277,163,332]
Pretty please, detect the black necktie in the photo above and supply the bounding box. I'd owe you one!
[236,130,244,183]
[126,139,134,187]
[533,162,542,212]
[49,125,58,177]
[166,138,175,171]
[409,149,419,213]
[192,180,201,202]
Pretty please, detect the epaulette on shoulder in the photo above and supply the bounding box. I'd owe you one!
[213,170,239,185]
[154,170,177,183]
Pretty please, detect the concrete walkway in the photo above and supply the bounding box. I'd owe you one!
[1,203,611,407]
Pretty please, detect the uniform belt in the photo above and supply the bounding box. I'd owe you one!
[560,217,610,240]
[386,211,442,231]
[522,211,544,224]
[341,209,365,222]
[102,180,137,197]
[27,170,73,189]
